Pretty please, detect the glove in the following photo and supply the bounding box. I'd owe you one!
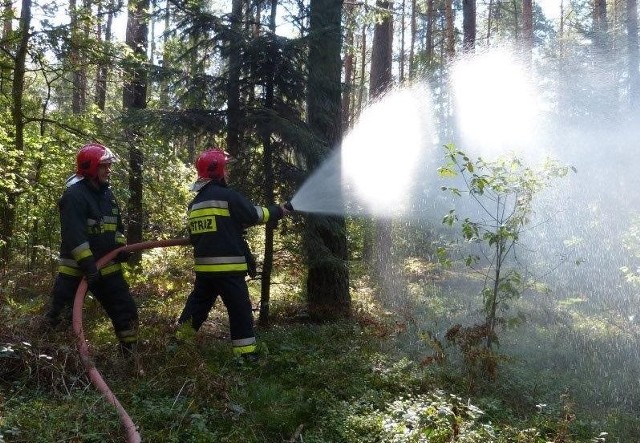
[115,251,132,263]
[86,271,101,294]
[266,204,286,228]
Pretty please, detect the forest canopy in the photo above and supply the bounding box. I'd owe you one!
[1,0,640,441]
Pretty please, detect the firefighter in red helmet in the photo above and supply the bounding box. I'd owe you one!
[176,147,290,360]
[45,143,139,363]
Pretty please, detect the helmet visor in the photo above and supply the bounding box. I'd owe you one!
[99,147,119,164]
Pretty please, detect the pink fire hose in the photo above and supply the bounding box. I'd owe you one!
[72,238,190,443]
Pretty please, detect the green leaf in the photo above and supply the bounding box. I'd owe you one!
[438,166,457,178]
[465,161,474,173]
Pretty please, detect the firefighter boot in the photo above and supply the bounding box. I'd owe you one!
[119,341,145,377]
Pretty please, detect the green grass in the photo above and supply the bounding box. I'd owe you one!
[0,260,635,442]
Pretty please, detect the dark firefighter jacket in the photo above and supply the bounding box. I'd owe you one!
[57,179,126,278]
[188,180,284,275]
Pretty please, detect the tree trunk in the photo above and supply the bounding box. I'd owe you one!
[357,24,367,116]
[522,0,533,66]
[123,0,149,110]
[363,0,394,263]
[558,0,569,119]
[627,0,640,109]
[1,0,13,94]
[342,1,355,130]
[368,0,395,301]
[370,1,393,97]
[592,0,614,119]
[123,0,149,261]
[226,0,243,157]
[594,0,608,48]
[445,0,455,59]
[159,0,171,108]
[305,0,350,321]
[70,0,88,113]
[512,0,519,42]
[0,0,13,256]
[425,0,434,67]
[486,242,503,349]
[409,0,416,77]
[28,85,51,271]
[399,0,405,81]
[463,0,476,52]
[95,0,115,112]
[258,0,278,328]
[1,0,31,265]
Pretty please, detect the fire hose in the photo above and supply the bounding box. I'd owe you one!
[72,238,190,443]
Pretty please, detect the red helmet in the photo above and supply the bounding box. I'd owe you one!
[76,143,117,178]
[195,148,231,181]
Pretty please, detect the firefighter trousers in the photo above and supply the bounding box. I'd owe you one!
[46,272,138,344]
[178,274,256,351]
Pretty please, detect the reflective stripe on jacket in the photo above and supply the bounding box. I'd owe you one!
[57,180,126,276]
[58,258,122,277]
[188,181,283,275]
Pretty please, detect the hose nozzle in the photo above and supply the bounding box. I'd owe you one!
[284,201,294,211]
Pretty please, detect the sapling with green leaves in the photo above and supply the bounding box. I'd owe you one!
[438,143,574,349]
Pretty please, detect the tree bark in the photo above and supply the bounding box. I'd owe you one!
[1,0,31,265]
[399,0,405,81]
[305,0,350,321]
[522,0,533,66]
[357,24,367,116]
[487,0,493,44]
[159,0,171,108]
[1,0,13,94]
[342,1,355,130]
[95,0,116,112]
[368,0,395,301]
[258,0,278,327]
[370,1,393,97]
[425,0,434,67]
[627,0,640,109]
[123,0,150,260]
[463,0,476,52]
[409,0,416,77]
[445,0,455,60]
[226,0,243,157]
[70,0,88,113]
[593,0,608,53]
[362,0,394,263]
[592,0,614,119]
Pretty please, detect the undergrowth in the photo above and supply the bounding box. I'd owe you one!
[0,263,622,442]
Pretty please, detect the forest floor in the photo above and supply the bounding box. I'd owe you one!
[0,258,636,442]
